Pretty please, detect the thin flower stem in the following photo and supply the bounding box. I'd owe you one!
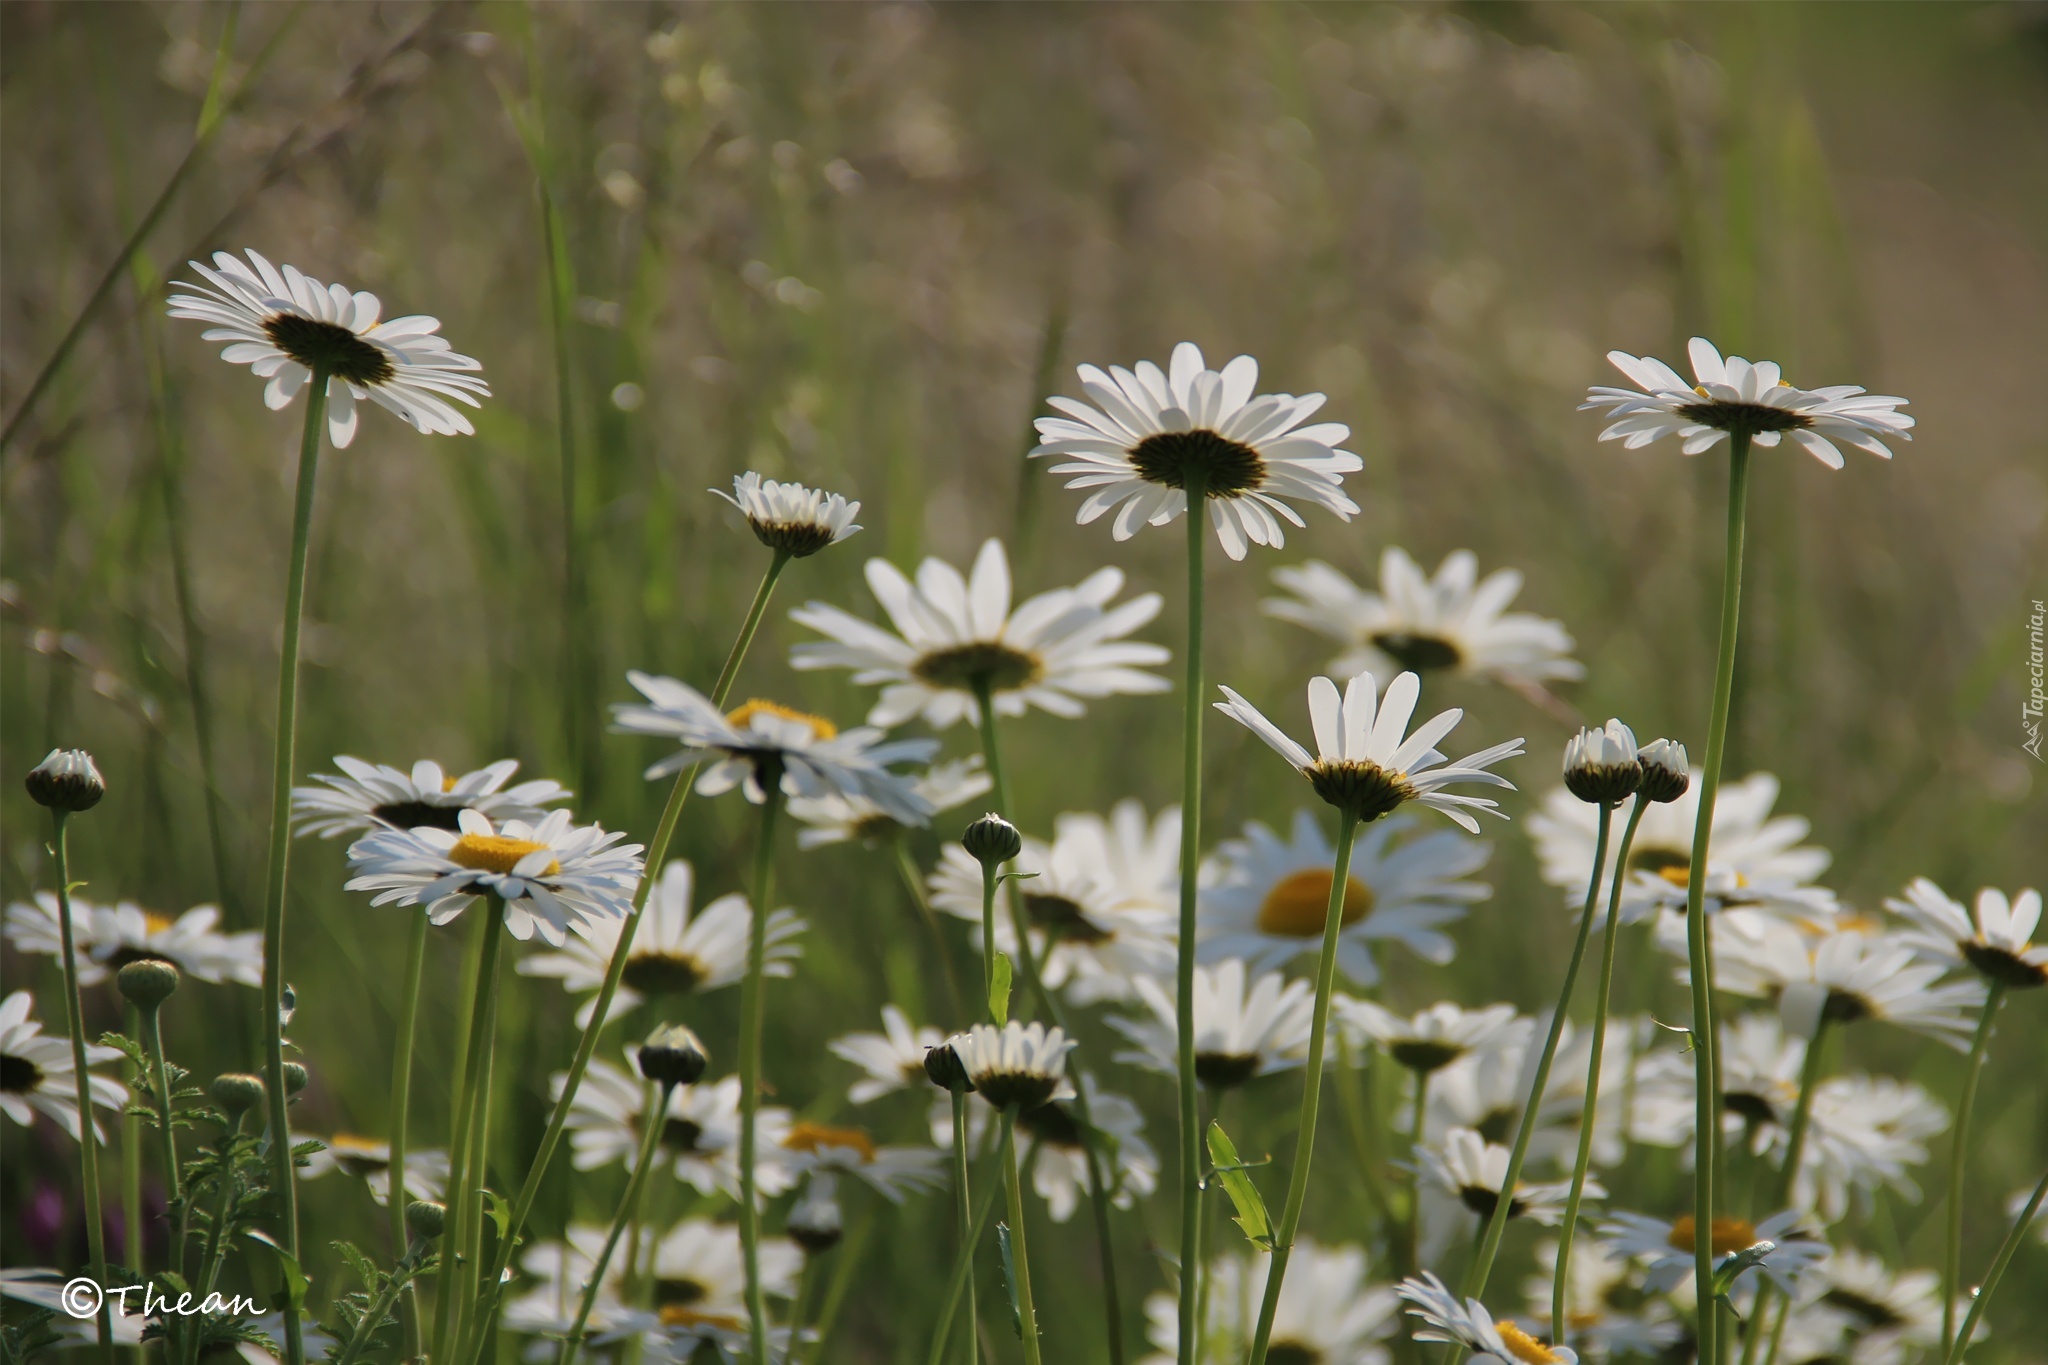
[1554,797,1648,1345]
[123,1009,144,1285]
[1943,983,2007,1359]
[1749,1019,1831,1365]
[1174,468,1209,1365]
[331,1240,427,1365]
[255,368,329,1365]
[891,837,964,1023]
[999,1108,1045,1365]
[1405,1068,1431,1283]
[979,856,1001,1018]
[387,915,427,1259]
[739,775,785,1365]
[433,914,489,1364]
[51,815,114,1365]
[450,905,509,1361]
[138,1002,183,1223]
[1245,808,1359,1365]
[1682,430,1754,1365]
[559,1079,675,1365]
[950,1092,977,1365]
[1942,1167,2048,1365]
[459,550,791,1361]
[1465,804,1612,1301]
[929,1144,1005,1365]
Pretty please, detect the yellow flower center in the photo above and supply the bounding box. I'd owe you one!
[447,833,558,876]
[328,1134,389,1176]
[781,1121,876,1162]
[143,912,175,935]
[658,1306,744,1331]
[726,698,837,740]
[441,775,459,792]
[1256,869,1375,937]
[1495,1320,1563,1365]
[1667,1215,1758,1256]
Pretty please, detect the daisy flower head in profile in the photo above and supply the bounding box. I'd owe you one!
[1398,1271,1580,1365]
[611,673,937,826]
[1139,1239,1398,1365]
[299,1134,450,1206]
[1216,670,1523,831]
[787,757,990,849]
[518,860,804,1027]
[1108,958,1317,1090]
[1031,341,1362,560]
[712,471,861,559]
[1602,1209,1828,1298]
[1885,878,2046,990]
[4,893,262,987]
[934,1073,1155,1223]
[343,808,643,946]
[608,1217,802,1364]
[0,991,126,1142]
[292,756,567,840]
[561,1059,793,1200]
[952,1020,1075,1112]
[774,1120,946,1203]
[166,248,488,448]
[1632,1011,1807,1153]
[1198,808,1492,986]
[1420,1127,1595,1228]
[1582,337,1912,469]
[828,1005,947,1105]
[1265,549,1582,689]
[1801,1250,1946,1365]
[1337,1000,1519,1077]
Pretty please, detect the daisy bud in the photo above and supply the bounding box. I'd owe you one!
[210,1073,266,1117]
[25,748,105,813]
[961,813,1022,867]
[1563,719,1642,805]
[282,1062,311,1096]
[637,1024,709,1087]
[117,959,181,1010]
[1637,739,1691,803]
[405,1200,447,1242]
[922,1041,974,1094]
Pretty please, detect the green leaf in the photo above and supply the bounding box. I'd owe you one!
[1206,1121,1274,1251]
[995,1222,1023,1339]
[989,953,1013,1025]
[244,1229,310,1308]
[481,1189,512,1243]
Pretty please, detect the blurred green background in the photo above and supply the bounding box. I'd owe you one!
[3,2,2044,1361]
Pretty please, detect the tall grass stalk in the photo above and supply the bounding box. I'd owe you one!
[1942,1169,2048,1365]
[50,813,115,1365]
[1173,471,1208,1365]
[737,770,786,1364]
[1942,984,2007,1357]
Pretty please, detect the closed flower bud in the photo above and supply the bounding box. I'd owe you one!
[25,748,105,813]
[922,1041,974,1094]
[1637,739,1691,804]
[405,1200,447,1241]
[117,959,181,1010]
[637,1024,709,1087]
[210,1073,266,1117]
[961,813,1022,867]
[1563,719,1642,805]
[282,1062,310,1096]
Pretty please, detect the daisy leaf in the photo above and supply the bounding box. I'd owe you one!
[1206,1121,1274,1251]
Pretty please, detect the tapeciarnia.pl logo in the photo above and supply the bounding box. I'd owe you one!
[2025,598,2045,762]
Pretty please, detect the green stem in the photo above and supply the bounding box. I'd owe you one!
[1174,469,1208,1365]
[138,1003,182,1228]
[559,1080,674,1365]
[1751,1020,1830,1365]
[51,815,114,1365]
[1466,803,1612,1299]
[1682,431,1753,1365]
[123,1006,143,1279]
[739,775,785,1365]
[1943,984,2006,1358]
[1245,809,1359,1365]
[979,854,1001,1019]
[256,368,328,1365]
[1942,1168,2048,1365]
[1554,797,1647,1345]
[387,915,427,1256]
[436,904,506,1365]
[458,550,791,1361]
[432,916,487,1364]
[951,1092,977,1365]
[457,910,508,1360]
[331,1243,425,1365]
[929,1146,1005,1365]
[1000,1109,1044,1365]
[1404,1068,1431,1283]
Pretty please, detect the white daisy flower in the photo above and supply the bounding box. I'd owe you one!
[1885,878,2047,990]
[560,1058,794,1200]
[503,1225,642,1343]
[1800,1251,1946,1365]
[1215,671,1523,832]
[611,674,937,826]
[0,991,126,1142]
[789,538,1169,729]
[1581,337,1912,469]
[774,1120,946,1202]
[1198,809,1492,986]
[933,1073,1156,1223]
[827,1005,946,1105]
[951,1020,1075,1112]
[1266,550,1583,688]
[1140,1239,1398,1365]
[1107,958,1318,1088]
[1031,341,1363,561]
[1398,1271,1581,1365]
[4,892,262,987]
[787,757,991,848]
[1418,1127,1596,1228]
[928,800,1180,1005]
[292,756,568,839]
[1631,1012,1807,1152]
[1336,1000,1519,1076]
[298,1134,450,1205]
[1521,1238,1682,1359]
[712,471,861,558]
[343,808,642,947]
[604,1218,803,1365]
[166,248,488,448]
[517,861,804,1027]
[1796,1075,1949,1224]
[1423,1015,1638,1170]
[1527,771,1837,927]
[1602,1209,1828,1298]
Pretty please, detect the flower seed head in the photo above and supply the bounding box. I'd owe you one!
[210,1072,266,1117]
[1563,719,1642,805]
[961,813,1022,867]
[637,1024,709,1088]
[1636,739,1691,804]
[282,1062,311,1096]
[25,749,105,813]
[923,1041,975,1094]
[405,1200,447,1241]
[116,959,181,1010]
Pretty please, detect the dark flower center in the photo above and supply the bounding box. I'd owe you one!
[748,519,840,558]
[1016,1099,1085,1148]
[372,800,469,832]
[1723,1091,1779,1126]
[978,1070,1060,1114]
[1307,760,1415,823]
[1370,631,1463,673]
[1475,1108,1515,1145]
[1194,1052,1262,1089]
[1024,894,1113,944]
[1390,1040,1467,1074]
[1673,399,1813,435]
[654,1276,709,1308]
[911,641,1044,694]
[661,1117,706,1153]
[1820,990,1871,1025]
[623,952,709,996]
[1127,429,1266,497]
[1458,1185,1529,1220]
[1961,940,2048,989]
[850,813,903,843]
[1267,1345,1323,1365]
[263,313,395,386]
[1,1052,42,1094]
[1821,1289,1904,1330]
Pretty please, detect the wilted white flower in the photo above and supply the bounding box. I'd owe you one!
[712,471,860,557]
[292,756,567,839]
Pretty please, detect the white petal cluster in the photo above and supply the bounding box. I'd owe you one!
[292,756,568,839]
[712,471,861,557]
[1108,958,1318,1085]
[1398,1271,1581,1365]
[0,991,127,1143]
[4,893,262,988]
